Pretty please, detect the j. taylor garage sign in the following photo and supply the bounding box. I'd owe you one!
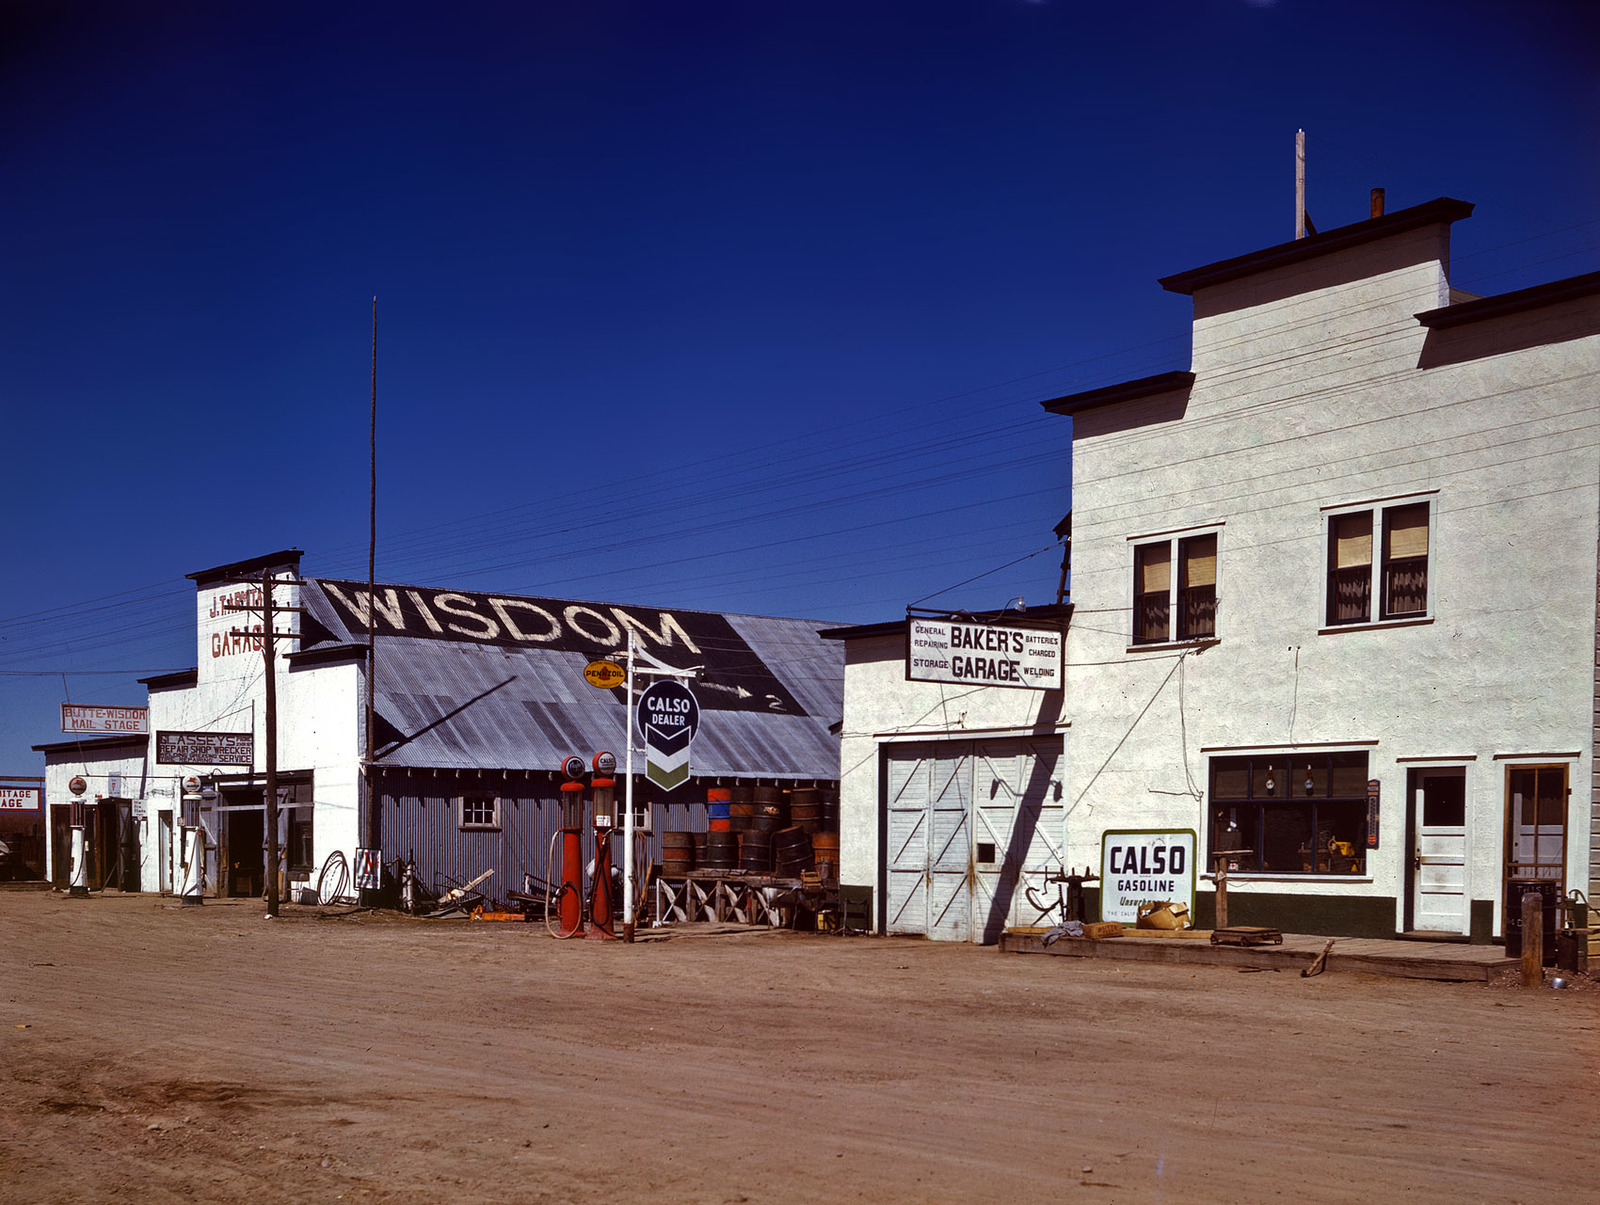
[906,616,1063,691]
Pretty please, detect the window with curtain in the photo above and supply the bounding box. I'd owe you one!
[1326,500,1431,626]
[1134,542,1171,643]
[1132,531,1220,645]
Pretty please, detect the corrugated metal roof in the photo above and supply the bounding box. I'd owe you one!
[302,579,843,780]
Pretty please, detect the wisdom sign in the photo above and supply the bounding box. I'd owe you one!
[636,681,699,792]
[1099,830,1197,925]
[906,617,1063,690]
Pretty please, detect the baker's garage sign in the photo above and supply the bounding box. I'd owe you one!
[905,616,1063,691]
[1100,829,1196,924]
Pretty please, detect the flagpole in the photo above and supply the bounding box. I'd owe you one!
[622,631,637,941]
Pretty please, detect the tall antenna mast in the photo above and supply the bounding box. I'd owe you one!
[364,298,378,854]
[1295,129,1307,239]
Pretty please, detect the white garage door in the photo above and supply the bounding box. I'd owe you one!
[884,737,1064,943]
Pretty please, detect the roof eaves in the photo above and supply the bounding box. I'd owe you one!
[1415,268,1600,329]
[33,733,149,754]
[187,549,303,585]
[1040,371,1195,418]
[822,603,1073,642]
[287,642,367,668]
[1159,197,1475,296]
[139,668,198,689]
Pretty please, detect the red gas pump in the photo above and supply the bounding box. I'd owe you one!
[548,756,588,938]
[587,752,618,940]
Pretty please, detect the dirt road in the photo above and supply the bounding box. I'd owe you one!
[2,888,1595,1203]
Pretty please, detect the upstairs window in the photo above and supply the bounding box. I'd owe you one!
[1133,532,1218,645]
[1325,500,1431,626]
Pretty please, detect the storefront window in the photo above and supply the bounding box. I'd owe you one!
[1209,752,1369,874]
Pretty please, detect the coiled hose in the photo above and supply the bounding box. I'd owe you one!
[317,850,355,905]
[543,829,583,939]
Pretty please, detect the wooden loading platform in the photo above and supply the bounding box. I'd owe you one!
[1000,928,1519,982]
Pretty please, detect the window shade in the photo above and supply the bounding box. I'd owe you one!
[1181,535,1217,588]
[1332,512,1372,568]
[1385,504,1429,559]
[1138,543,1171,593]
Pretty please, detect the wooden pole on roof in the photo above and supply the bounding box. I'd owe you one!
[1295,129,1307,240]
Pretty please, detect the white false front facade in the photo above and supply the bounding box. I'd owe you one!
[1050,199,1599,940]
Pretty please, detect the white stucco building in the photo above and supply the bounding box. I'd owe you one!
[832,195,1600,944]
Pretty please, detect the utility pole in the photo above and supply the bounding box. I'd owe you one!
[223,565,304,917]
[262,566,280,918]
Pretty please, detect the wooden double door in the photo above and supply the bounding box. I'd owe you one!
[883,737,1064,943]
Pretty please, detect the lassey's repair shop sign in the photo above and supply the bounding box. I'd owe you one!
[1100,830,1197,924]
[906,617,1062,690]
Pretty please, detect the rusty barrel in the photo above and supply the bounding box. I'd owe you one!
[752,784,785,832]
[811,832,839,881]
[730,784,757,832]
[738,829,773,874]
[773,826,814,876]
[661,831,694,876]
[702,831,739,872]
[789,788,824,834]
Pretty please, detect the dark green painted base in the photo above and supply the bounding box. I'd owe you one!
[1470,899,1496,945]
[1188,891,1396,939]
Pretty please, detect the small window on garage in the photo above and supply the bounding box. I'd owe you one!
[460,794,500,831]
[289,808,315,871]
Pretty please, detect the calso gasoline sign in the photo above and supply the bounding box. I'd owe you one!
[1099,830,1196,925]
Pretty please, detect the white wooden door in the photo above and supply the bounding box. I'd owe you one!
[884,743,971,940]
[885,747,934,936]
[972,739,1064,941]
[925,748,972,941]
[157,810,173,894]
[1412,770,1467,934]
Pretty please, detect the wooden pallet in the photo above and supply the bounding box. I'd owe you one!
[1210,926,1283,947]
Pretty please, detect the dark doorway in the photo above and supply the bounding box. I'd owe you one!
[226,809,265,898]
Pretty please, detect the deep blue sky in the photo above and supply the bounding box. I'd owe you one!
[3,0,1596,774]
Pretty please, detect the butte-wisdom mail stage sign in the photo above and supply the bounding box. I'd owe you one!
[906,616,1063,690]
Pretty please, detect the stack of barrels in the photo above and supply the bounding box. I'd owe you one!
[655,785,841,881]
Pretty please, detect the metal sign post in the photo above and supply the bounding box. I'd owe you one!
[620,635,698,943]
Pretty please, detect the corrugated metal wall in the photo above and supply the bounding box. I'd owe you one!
[377,769,717,904]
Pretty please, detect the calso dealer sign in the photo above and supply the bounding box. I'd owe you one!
[1100,830,1196,925]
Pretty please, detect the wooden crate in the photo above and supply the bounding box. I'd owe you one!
[1082,922,1124,940]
